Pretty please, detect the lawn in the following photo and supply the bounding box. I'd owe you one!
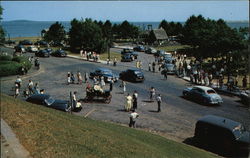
[156,45,190,52]
[10,36,42,43]
[0,94,219,158]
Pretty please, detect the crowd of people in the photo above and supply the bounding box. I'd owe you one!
[80,50,100,62]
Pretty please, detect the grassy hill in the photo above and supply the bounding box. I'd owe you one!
[0,94,219,158]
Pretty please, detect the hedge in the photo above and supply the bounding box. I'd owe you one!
[0,55,32,77]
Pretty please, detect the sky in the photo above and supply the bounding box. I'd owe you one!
[1,1,249,22]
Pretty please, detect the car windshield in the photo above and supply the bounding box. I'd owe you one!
[207,90,216,94]
[44,97,55,106]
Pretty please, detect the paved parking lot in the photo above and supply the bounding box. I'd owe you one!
[1,47,250,142]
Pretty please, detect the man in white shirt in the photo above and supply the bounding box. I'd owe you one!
[129,110,139,128]
[156,94,162,112]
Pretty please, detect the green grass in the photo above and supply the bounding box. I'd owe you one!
[0,94,219,158]
[99,52,121,61]
[156,45,191,52]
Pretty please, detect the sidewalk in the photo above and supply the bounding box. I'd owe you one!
[1,119,31,158]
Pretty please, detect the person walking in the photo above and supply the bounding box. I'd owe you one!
[139,61,142,70]
[125,93,133,112]
[156,94,162,112]
[72,91,77,109]
[77,71,83,84]
[67,72,71,85]
[34,82,40,94]
[84,72,89,83]
[162,68,167,80]
[113,58,117,66]
[152,62,156,72]
[15,76,22,88]
[242,75,247,90]
[71,72,75,84]
[132,91,138,110]
[148,62,152,71]
[129,110,139,128]
[109,79,114,91]
[14,83,19,98]
[149,87,156,101]
[27,79,34,95]
[121,80,126,94]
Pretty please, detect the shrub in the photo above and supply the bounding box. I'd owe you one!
[0,61,22,77]
[0,54,12,61]
[12,56,32,70]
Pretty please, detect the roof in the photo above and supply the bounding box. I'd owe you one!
[193,86,214,91]
[152,29,168,40]
[97,68,112,71]
[197,115,241,131]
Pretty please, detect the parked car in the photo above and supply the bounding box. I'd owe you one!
[90,68,119,83]
[44,48,53,54]
[14,45,26,53]
[51,49,67,57]
[121,53,135,62]
[26,46,38,53]
[34,40,48,46]
[145,47,157,54]
[239,91,250,106]
[183,86,223,105]
[194,115,250,157]
[164,63,176,75]
[133,45,145,52]
[35,49,50,57]
[26,94,71,112]
[121,48,138,59]
[154,50,165,57]
[119,68,144,82]
[19,40,33,45]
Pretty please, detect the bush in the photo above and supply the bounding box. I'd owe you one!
[0,61,22,77]
[0,54,12,61]
[0,56,32,77]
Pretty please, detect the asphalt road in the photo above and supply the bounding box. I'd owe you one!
[1,47,250,142]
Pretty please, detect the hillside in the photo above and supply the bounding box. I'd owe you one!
[0,94,219,158]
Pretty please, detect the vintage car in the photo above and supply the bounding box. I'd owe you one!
[145,47,157,54]
[84,85,112,103]
[194,115,250,157]
[121,48,138,59]
[239,91,250,106]
[119,68,144,82]
[35,49,50,57]
[90,68,119,83]
[26,94,71,112]
[183,86,223,105]
[133,45,145,52]
[121,53,135,62]
[51,49,67,57]
[26,45,38,53]
[164,63,176,75]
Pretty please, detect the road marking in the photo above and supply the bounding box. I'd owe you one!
[84,109,96,118]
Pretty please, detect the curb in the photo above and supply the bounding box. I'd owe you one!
[1,119,31,158]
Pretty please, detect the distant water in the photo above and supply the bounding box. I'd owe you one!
[1,20,249,38]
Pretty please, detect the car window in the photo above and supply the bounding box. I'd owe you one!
[197,89,205,93]
[45,97,55,106]
[207,90,216,94]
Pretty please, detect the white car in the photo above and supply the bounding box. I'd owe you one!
[26,46,38,53]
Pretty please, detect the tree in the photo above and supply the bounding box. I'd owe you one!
[68,18,107,53]
[159,20,183,36]
[44,22,66,44]
[0,5,5,44]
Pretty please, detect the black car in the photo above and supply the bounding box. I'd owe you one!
[145,47,157,54]
[194,115,250,157]
[90,68,119,82]
[34,40,48,46]
[133,45,145,52]
[44,48,53,54]
[121,53,134,62]
[26,94,71,112]
[239,91,250,106]
[35,49,50,57]
[51,49,67,57]
[14,45,26,53]
[5,40,16,45]
[121,48,138,59]
[119,68,144,82]
[19,40,33,45]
